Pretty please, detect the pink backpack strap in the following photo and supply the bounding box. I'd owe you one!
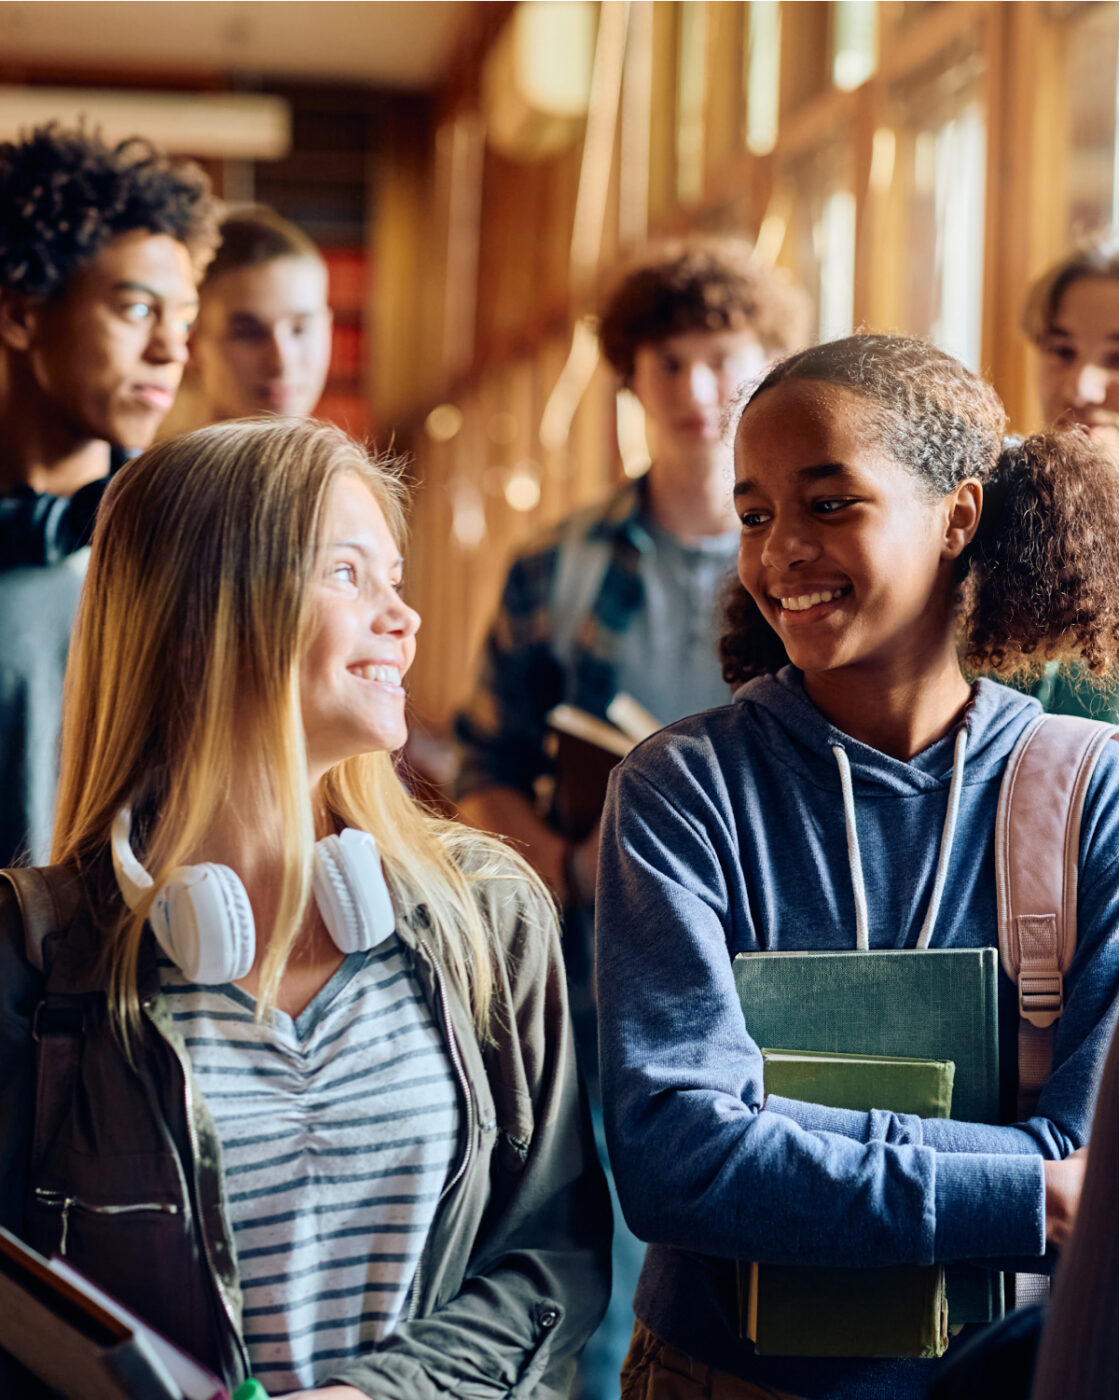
[995,713,1119,1118]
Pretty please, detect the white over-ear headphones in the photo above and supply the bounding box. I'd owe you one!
[110,809,396,984]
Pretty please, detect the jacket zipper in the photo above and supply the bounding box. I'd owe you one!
[144,1004,251,1378]
[33,1188,179,1257]
[408,937,476,1321]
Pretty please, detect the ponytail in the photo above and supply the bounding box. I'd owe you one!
[719,334,1119,688]
[963,433,1119,678]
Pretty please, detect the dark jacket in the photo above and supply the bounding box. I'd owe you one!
[0,861,611,1397]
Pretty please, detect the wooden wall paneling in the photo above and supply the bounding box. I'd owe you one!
[619,0,655,252]
[370,100,438,425]
[877,1,989,84]
[849,75,881,334]
[991,3,1072,430]
[543,143,582,313]
[704,1,747,188]
[600,87,625,276]
[407,433,448,726]
[474,149,503,354]
[505,355,543,528]
[648,1,680,225]
[425,389,484,728]
[466,370,509,693]
[569,357,623,503]
[979,3,1006,392]
[779,1,831,121]
[863,89,911,337]
[537,334,577,522]
[675,0,708,207]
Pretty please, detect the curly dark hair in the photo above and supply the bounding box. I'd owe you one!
[720,333,1119,686]
[0,124,220,301]
[598,237,812,382]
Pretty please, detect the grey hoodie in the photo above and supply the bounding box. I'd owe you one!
[597,669,1119,1398]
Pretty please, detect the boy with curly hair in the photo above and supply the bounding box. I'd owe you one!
[456,238,809,920]
[454,237,810,1400]
[0,124,219,866]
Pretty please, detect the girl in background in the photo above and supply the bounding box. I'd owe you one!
[596,335,1119,1399]
[0,418,609,1398]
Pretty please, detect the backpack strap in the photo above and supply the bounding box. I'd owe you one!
[994,713,1119,1118]
[0,866,84,973]
[0,867,88,1169]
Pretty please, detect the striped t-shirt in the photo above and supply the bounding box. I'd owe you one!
[158,934,460,1391]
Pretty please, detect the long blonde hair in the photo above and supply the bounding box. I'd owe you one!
[53,417,535,1040]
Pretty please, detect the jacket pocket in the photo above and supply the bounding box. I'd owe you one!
[26,1183,209,1363]
[31,1188,180,1256]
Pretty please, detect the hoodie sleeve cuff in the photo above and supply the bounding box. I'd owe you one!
[934,1152,1045,1261]
[765,1095,925,1146]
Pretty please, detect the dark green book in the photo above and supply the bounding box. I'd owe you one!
[733,948,1003,1334]
[733,949,999,1123]
[742,1048,953,1358]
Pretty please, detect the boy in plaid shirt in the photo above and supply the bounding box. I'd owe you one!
[455,239,809,1400]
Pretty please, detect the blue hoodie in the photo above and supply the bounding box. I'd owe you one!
[596,669,1119,1399]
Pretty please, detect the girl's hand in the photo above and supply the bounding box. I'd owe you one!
[1043,1147,1088,1247]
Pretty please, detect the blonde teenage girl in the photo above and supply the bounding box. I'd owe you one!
[0,418,610,1398]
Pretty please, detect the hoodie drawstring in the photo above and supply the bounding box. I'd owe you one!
[833,743,871,950]
[831,726,969,951]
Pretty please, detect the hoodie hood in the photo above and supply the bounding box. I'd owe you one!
[731,666,1041,797]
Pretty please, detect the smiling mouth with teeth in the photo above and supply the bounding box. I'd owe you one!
[351,664,402,685]
[773,587,850,613]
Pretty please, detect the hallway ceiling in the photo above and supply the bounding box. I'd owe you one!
[0,1,476,88]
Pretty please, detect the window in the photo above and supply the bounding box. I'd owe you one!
[832,0,877,91]
[745,0,780,156]
[779,149,856,342]
[1065,3,1119,237]
[890,52,987,368]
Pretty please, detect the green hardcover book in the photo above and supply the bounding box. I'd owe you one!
[733,949,999,1123]
[761,1048,955,1118]
[733,948,1004,1333]
[741,1048,953,1358]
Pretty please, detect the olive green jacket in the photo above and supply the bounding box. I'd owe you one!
[0,861,611,1398]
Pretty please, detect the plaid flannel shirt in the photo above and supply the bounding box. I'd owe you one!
[455,477,652,802]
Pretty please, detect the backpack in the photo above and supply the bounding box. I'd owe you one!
[993,713,1119,1119]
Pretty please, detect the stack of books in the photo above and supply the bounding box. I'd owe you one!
[733,947,1002,1357]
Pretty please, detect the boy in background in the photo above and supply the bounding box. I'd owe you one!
[454,238,810,1400]
[0,125,218,866]
[1023,233,1119,721]
[160,204,333,432]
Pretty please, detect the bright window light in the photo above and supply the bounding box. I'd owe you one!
[745,1,780,156]
[833,1,877,92]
